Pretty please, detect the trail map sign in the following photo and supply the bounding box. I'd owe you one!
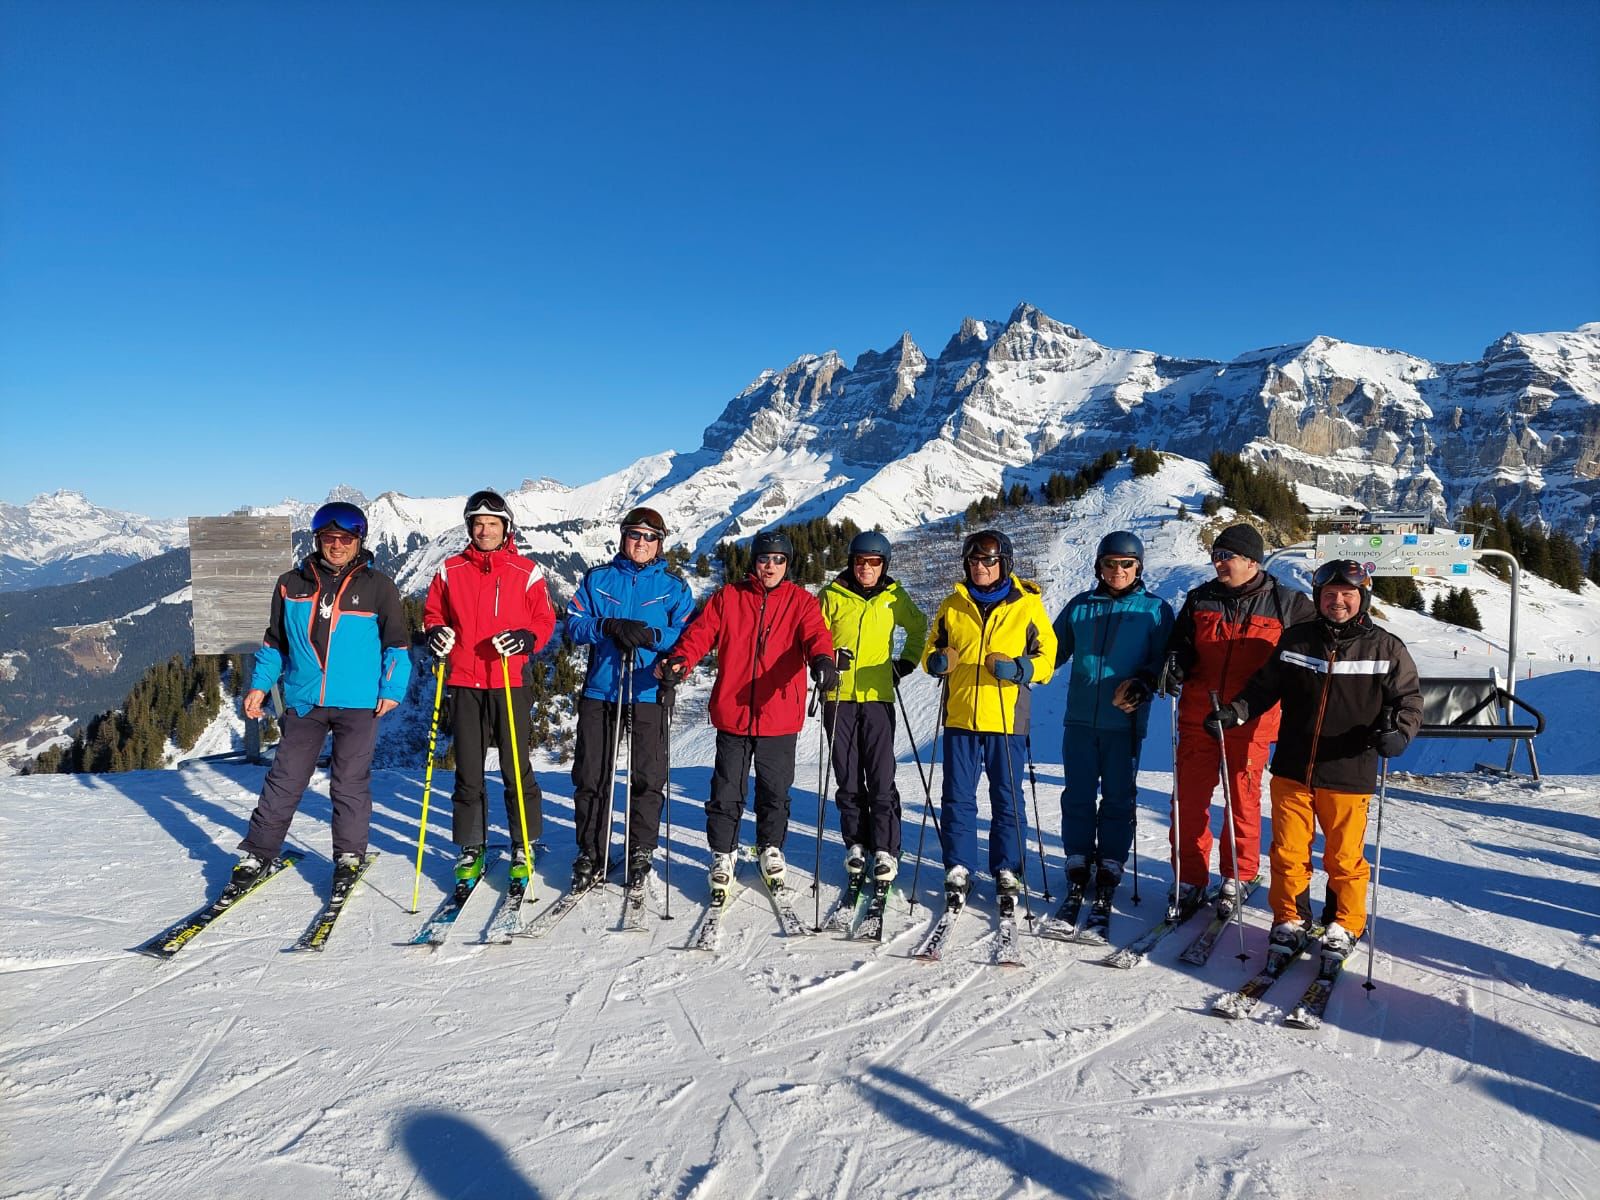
[1314,531,1475,578]
[189,516,294,655]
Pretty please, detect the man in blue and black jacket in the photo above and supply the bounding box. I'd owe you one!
[236,502,412,890]
[1051,531,1174,914]
[565,506,695,891]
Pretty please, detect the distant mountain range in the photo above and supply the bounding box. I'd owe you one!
[3,306,1596,763]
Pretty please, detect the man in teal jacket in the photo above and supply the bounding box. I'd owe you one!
[818,531,927,884]
[1051,531,1173,910]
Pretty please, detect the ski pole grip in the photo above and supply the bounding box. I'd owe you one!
[1207,689,1223,713]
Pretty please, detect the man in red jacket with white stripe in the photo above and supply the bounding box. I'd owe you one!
[658,530,836,900]
[422,490,556,890]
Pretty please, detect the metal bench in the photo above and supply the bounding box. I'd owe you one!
[1415,673,1546,778]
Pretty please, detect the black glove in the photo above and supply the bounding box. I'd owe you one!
[1121,678,1153,707]
[490,629,535,657]
[1203,702,1244,736]
[1158,654,1184,696]
[1371,725,1409,758]
[891,658,916,681]
[602,618,656,652]
[810,653,841,693]
[426,626,456,657]
[656,654,687,684]
[835,648,855,671]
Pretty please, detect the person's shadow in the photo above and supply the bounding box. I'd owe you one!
[398,1109,544,1199]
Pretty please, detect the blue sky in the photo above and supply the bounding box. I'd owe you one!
[3,1,1596,518]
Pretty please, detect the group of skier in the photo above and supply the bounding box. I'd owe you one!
[230,492,1424,968]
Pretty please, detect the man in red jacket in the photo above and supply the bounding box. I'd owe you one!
[658,529,836,900]
[422,490,556,892]
[1166,523,1314,914]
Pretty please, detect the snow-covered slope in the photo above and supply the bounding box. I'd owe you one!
[3,468,1596,1198]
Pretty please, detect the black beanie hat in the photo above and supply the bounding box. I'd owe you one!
[1212,523,1266,562]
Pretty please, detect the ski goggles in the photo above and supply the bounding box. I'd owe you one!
[1312,559,1372,588]
[310,501,367,539]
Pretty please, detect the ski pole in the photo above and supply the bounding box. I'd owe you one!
[1024,733,1053,902]
[660,677,675,921]
[892,673,940,913]
[907,675,948,911]
[618,654,635,927]
[1365,733,1393,991]
[811,685,829,929]
[1209,690,1248,961]
[1164,660,1182,919]
[501,654,536,878]
[602,650,630,889]
[409,658,447,913]
[992,660,1035,924]
[1127,710,1142,906]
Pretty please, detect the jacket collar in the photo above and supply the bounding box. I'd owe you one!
[464,535,520,572]
[832,569,893,600]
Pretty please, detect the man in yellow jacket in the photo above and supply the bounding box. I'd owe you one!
[819,531,928,889]
[924,529,1057,904]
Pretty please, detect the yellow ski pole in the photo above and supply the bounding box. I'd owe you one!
[410,659,447,913]
[502,653,536,878]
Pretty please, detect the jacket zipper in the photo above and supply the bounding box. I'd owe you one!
[746,585,769,737]
[317,568,360,706]
[1305,642,1338,785]
[851,603,869,702]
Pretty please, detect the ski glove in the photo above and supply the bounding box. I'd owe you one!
[1114,678,1153,709]
[1204,701,1245,736]
[891,658,917,681]
[491,629,536,657]
[1158,654,1184,696]
[985,653,1033,684]
[426,626,456,657]
[656,654,687,684]
[834,647,855,671]
[926,651,953,677]
[810,654,841,694]
[602,618,657,652]
[1370,725,1410,758]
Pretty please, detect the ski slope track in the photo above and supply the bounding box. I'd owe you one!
[2,468,1597,1198]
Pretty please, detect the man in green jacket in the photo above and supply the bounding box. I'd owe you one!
[818,531,928,885]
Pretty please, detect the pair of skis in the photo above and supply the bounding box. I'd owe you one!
[407,847,532,948]
[684,860,822,952]
[1101,878,1260,969]
[912,888,1025,968]
[819,874,895,941]
[134,851,378,960]
[1212,925,1353,1027]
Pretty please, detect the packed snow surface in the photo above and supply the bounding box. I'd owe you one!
[3,467,1597,1198]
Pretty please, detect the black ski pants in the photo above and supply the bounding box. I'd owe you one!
[240,706,378,861]
[449,684,542,849]
[823,699,902,857]
[570,695,668,865]
[706,731,796,856]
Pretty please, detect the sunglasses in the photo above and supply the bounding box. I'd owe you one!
[318,531,357,546]
[966,553,1002,567]
[755,554,788,566]
[623,529,661,544]
[853,556,885,568]
[1312,560,1371,588]
[1211,549,1239,563]
[1100,558,1138,570]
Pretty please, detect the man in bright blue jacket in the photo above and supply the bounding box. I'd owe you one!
[1052,531,1173,915]
[236,502,412,891]
[565,507,695,890]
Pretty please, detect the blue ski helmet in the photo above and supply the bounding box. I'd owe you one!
[310,501,368,540]
[848,530,892,566]
[961,528,1013,579]
[1095,530,1144,571]
[750,529,794,559]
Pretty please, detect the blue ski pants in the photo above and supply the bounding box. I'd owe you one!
[1060,725,1138,871]
[939,730,1027,877]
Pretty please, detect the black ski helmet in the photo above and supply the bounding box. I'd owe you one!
[619,505,668,537]
[1312,559,1374,618]
[961,528,1014,579]
[1095,530,1144,572]
[848,530,892,566]
[463,489,513,536]
[750,529,794,560]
